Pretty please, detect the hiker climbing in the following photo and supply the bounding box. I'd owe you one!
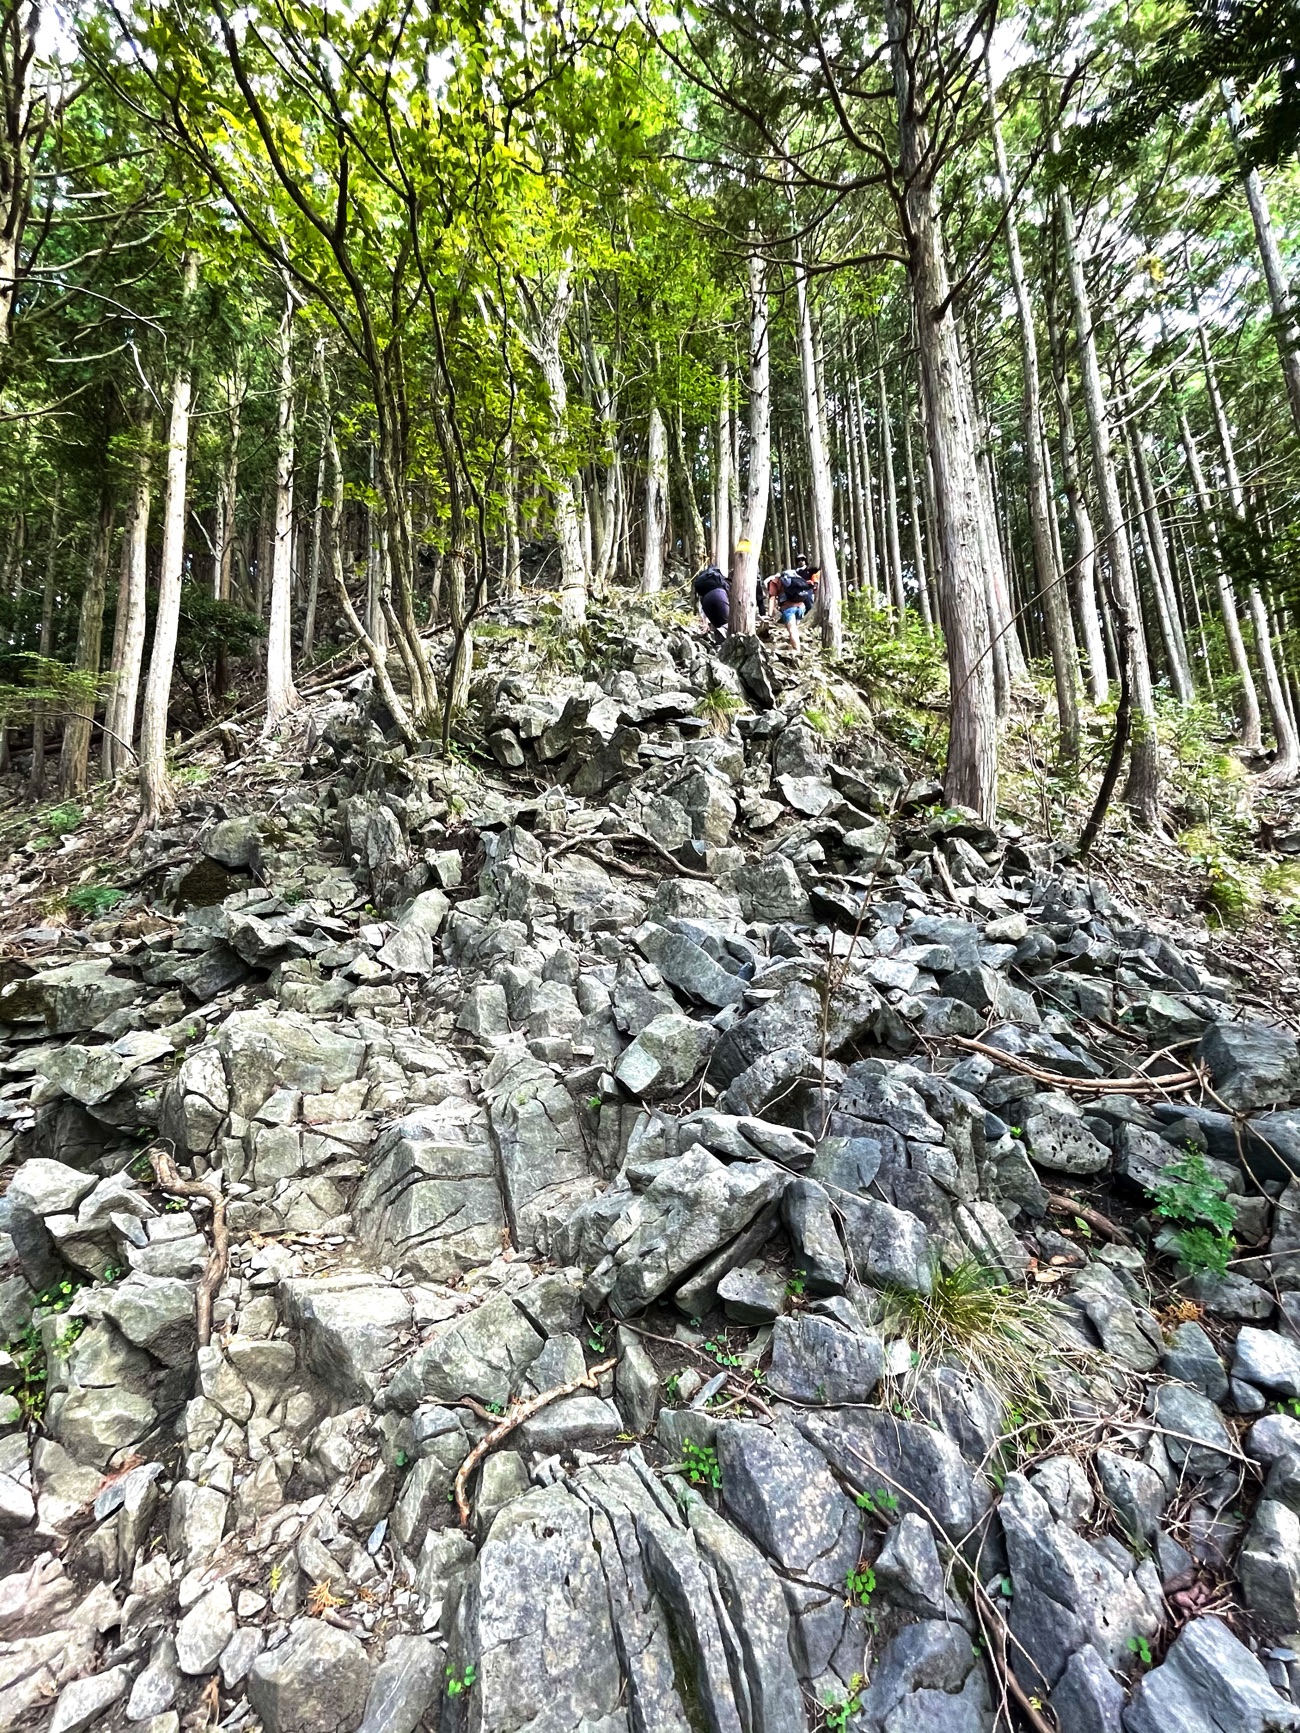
[766,557,819,652]
[692,563,730,636]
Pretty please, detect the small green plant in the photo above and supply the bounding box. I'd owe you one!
[12,1325,48,1422]
[43,802,83,838]
[446,1662,478,1697]
[681,1439,722,1489]
[845,1564,876,1605]
[785,1271,807,1301]
[663,1372,682,1403]
[1127,1634,1153,1666]
[65,883,125,917]
[1275,1397,1300,1420]
[587,1321,610,1354]
[854,1488,899,1519]
[586,1094,602,1112]
[1148,1154,1235,1275]
[822,1674,865,1729]
[702,1337,742,1368]
[695,684,744,736]
[269,1562,284,1594]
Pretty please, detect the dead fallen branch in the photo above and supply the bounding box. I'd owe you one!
[541,828,712,880]
[947,1036,1202,1098]
[150,1144,229,1349]
[1045,1193,1134,1247]
[453,1356,617,1527]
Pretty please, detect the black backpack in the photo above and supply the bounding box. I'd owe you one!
[693,565,726,597]
[781,568,815,605]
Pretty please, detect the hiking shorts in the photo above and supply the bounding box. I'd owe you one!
[780,602,806,624]
[699,587,729,628]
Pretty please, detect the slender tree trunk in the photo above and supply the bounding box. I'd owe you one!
[876,356,906,619]
[522,262,586,624]
[302,440,325,661]
[889,0,997,818]
[1223,86,1300,438]
[29,477,58,793]
[1056,168,1160,826]
[1126,423,1193,704]
[1253,585,1300,785]
[730,253,770,638]
[713,366,732,570]
[103,425,152,779]
[988,70,1078,753]
[59,490,114,797]
[642,401,668,594]
[792,248,842,653]
[265,280,299,732]
[902,392,934,630]
[139,254,197,827]
[1046,274,1108,705]
[503,440,521,599]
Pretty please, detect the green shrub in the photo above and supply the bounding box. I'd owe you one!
[1148,1153,1234,1274]
[65,883,125,917]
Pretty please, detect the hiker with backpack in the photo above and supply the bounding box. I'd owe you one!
[765,556,819,651]
[692,564,730,635]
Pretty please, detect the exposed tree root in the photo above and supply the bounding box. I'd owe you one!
[150,1144,229,1349]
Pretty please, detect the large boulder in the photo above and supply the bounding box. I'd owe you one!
[1198,1020,1300,1111]
[352,1104,505,1281]
[1124,1614,1300,1733]
[247,1619,371,1733]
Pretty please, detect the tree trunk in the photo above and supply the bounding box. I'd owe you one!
[522,262,586,623]
[793,247,841,652]
[302,439,325,661]
[139,254,197,827]
[265,280,299,732]
[29,476,58,793]
[988,69,1079,755]
[1223,86,1300,438]
[59,490,114,798]
[730,253,770,637]
[889,0,997,819]
[0,1,41,348]
[876,357,906,619]
[642,401,669,594]
[713,366,731,569]
[901,395,934,630]
[1056,168,1159,826]
[103,424,152,779]
[1252,584,1300,785]
[1046,272,1107,705]
[1127,422,1193,704]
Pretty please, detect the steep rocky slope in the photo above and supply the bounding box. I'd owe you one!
[2,606,1300,1733]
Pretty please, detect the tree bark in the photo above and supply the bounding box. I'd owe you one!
[29,475,58,793]
[265,279,299,732]
[1046,273,1107,705]
[713,365,731,570]
[59,489,114,798]
[1056,168,1160,827]
[902,390,934,630]
[103,423,152,780]
[792,246,842,653]
[730,253,770,638]
[988,68,1079,756]
[139,253,198,827]
[1223,86,1300,438]
[889,0,998,819]
[876,356,906,619]
[641,401,669,594]
[521,261,586,624]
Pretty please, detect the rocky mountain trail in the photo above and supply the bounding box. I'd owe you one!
[2,604,1300,1732]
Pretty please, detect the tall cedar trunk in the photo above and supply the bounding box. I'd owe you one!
[29,476,58,793]
[876,358,906,617]
[962,324,1022,698]
[792,247,842,652]
[0,2,40,348]
[1046,273,1107,702]
[888,0,997,819]
[847,377,870,594]
[1126,423,1193,704]
[730,254,770,638]
[674,400,706,576]
[103,423,152,778]
[856,377,881,602]
[59,490,114,796]
[503,441,521,599]
[641,402,668,593]
[1056,169,1160,826]
[713,366,731,569]
[1224,87,1300,438]
[302,440,325,661]
[265,281,299,732]
[988,70,1079,755]
[139,254,198,826]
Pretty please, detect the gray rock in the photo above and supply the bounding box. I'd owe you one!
[873,1513,960,1622]
[1198,1021,1300,1111]
[1095,1449,1167,1542]
[798,1407,989,1542]
[614,1012,718,1097]
[768,1313,883,1405]
[1246,1413,1300,1511]
[204,815,262,867]
[635,926,746,1009]
[1240,1499,1300,1629]
[1150,1383,1234,1477]
[386,1291,543,1410]
[127,1634,180,1719]
[37,1044,135,1107]
[614,1333,660,1434]
[52,1384,155,1467]
[1050,1644,1124,1733]
[0,959,138,1034]
[858,1621,990,1733]
[1069,1264,1162,1372]
[175,1582,236,1675]
[280,1273,411,1403]
[1023,1096,1111,1175]
[1162,1320,1229,1403]
[220,1626,266,1689]
[601,1149,786,1317]
[1123,1614,1300,1733]
[782,1178,847,1295]
[5,1159,98,1218]
[837,1193,932,1294]
[999,1471,1161,1689]
[247,1619,371,1733]
[717,1263,787,1322]
[49,1665,130,1733]
[352,1105,505,1282]
[95,1272,195,1367]
[356,1634,439,1733]
[1234,1327,1300,1399]
[733,855,814,924]
[482,1044,604,1247]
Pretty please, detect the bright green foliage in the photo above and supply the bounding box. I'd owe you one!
[681,1439,722,1488]
[854,1488,899,1519]
[66,884,126,917]
[844,1564,876,1606]
[1148,1154,1235,1274]
[446,1662,478,1697]
[696,686,743,736]
[822,1676,865,1729]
